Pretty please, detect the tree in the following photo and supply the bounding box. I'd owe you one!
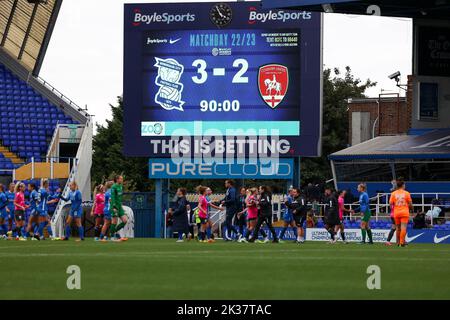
[92,67,375,192]
[300,66,376,184]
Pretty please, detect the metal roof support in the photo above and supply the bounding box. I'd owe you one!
[18,2,39,60]
[33,0,63,76]
[1,0,19,47]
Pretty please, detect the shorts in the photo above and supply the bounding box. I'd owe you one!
[283,212,294,223]
[0,210,7,219]
[39,210,48,218]
[30,209,39,217]
[111,205,125,218]
[69,209,83,219]
[94,213,104,219]
[362,210,371,223]
[294,215,306,227]
[15,210,25,221]
[247,217,257,222]
[394,215,409,225]
[103,211,112,221]
[199,218,208,225]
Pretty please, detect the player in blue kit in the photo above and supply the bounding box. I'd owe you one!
[6,183,15,236]
[355,183,373,245]
[26,183,41,240]
[0,184,8,239]
[60,181,84,241]
[278,187,298,242]
[35,179,53,240]
[100,181,113,241]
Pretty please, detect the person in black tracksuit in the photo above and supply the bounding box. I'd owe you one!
[249,186,278,243]
[285,188,309,243]
[221,180,240,240]
[324,188,339,243]
[235,187,247,236]
[171,188,190,242]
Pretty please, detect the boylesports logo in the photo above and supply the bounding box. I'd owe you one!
[248,6,311,24]
[132,8,195,26]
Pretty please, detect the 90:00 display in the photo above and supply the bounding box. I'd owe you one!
[200,100,240,112]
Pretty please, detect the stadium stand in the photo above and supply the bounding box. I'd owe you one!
[0,1,93,237]
[0,63,78,172]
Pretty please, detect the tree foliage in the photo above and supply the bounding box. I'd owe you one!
[301,66,376,184]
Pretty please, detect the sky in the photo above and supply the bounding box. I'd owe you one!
[40,0,412,127]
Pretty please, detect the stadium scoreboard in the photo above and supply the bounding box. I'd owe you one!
[124,2,322,158]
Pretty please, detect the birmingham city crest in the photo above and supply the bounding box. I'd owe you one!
[154,57,185,111]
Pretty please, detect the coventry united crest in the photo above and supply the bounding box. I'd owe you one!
[258,64,289,109]
[154,57,185,111]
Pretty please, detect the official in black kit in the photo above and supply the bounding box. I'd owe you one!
[249,186,278,243]
[324,187,339,243]
[285,188,309,243]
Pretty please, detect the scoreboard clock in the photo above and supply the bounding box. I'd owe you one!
[210,3,233,27]
[124,2,322,158]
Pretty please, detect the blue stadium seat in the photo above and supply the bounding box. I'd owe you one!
[0,62,79,167]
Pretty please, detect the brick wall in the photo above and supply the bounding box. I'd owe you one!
[348,96,409,145]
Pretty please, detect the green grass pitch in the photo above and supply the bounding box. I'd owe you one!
[0,239,448,300]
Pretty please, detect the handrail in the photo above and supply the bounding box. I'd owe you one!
[51,117,92,237]
[35,76,90,119]
[46,121,60,158]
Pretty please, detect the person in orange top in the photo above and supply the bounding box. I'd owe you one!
[389,179,413,247]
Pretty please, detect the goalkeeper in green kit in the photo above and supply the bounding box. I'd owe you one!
[110,175,128,241]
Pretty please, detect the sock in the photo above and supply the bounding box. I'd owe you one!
[245,229,251,240]
[293,227,298,237]
[65,225,71,239]
[37,221,46,237]
[328,228,335,240]
[279,227,287,239]
[361,229,367,242]
[0,224,7,235]
[178,232,183,240]
[396,229,400,244]
[47,225,53,237]
[400,228,407,245]
[387,228,396,242]
[206,228,211,239]
[116,221,126,232]
[100,233,105,239]
[78,226,84,240]
[260,229,267,238]
[367,229,373,242]
[94,227,100,237]
[21,226,26,236]
[341,231,346,241]
[109,224,117,237]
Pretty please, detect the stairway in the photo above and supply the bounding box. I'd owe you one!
[0,144,24,165]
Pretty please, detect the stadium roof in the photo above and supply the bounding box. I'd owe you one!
[329,129,450,160]
[0,0,62,75]
[262,0,450,20]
